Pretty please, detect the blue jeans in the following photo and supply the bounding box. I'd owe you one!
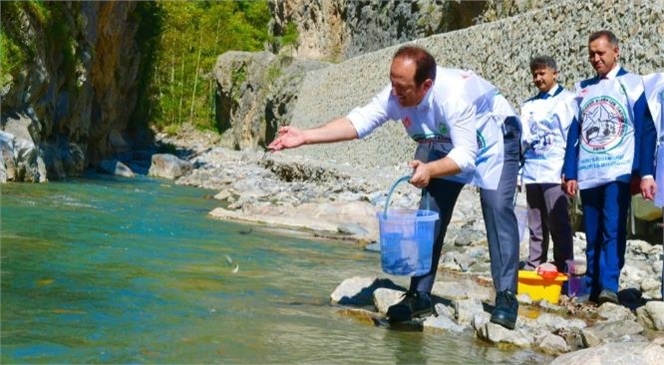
[580,181,630,295]
[480,116,521,293]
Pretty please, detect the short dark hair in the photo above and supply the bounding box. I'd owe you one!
[589,30,619,46]
[393,45,436,86]
[529,55,558,73]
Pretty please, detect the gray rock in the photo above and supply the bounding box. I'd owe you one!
[534,332,571,355]
[582,320,645,347]
[148,153,193,180]
[550,342,664,365]
[597,302,637,322]
[98,159,134,178]
[330,276,401,306]
[473,312,532,347]
[372,287,405,314]
[423,313,466,333]
[454,298,485,327]
[636,301,664,331]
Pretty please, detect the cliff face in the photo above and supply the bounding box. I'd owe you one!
[1,2,147,182]
[267,0,562,61]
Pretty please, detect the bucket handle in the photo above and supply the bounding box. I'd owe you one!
[382,174,430,218]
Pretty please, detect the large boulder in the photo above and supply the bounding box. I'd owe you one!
[0,112,46,182]
[213,51,329,151]
[148,153,192,180]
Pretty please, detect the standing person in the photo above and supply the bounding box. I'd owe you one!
[268,45,522,329]
[519,55,575,273]
[563,30,655,305]
[641,72,664,300]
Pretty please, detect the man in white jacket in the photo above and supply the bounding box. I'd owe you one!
[269,45,522,329]
[519,55,575,274]
[563,30,656,305]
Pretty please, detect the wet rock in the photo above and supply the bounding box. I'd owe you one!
[98,159,134,178]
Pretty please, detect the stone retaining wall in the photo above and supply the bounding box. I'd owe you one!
[284,0,664,170]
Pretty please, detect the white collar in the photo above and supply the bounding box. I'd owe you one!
[601,64,621,80]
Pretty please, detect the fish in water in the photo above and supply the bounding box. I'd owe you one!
[224,254,239,274]
[239,228,253,235]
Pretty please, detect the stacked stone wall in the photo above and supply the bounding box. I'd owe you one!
[285,0,664,170]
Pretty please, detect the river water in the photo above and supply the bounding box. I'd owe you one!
[0,174,551,364]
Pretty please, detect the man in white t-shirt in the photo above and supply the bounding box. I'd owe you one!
[269,45,522,329]
[519,55,575,274]
[563,30,656,305]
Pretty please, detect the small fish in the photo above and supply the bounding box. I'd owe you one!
[225,254,239,274]
[239,228,253,235]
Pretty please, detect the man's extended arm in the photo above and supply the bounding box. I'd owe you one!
[268,117,359,151]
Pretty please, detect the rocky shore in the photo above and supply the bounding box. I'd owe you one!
[153,125,664,364]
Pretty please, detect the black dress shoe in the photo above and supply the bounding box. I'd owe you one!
[386,290,433,323]
[490,290,518,330]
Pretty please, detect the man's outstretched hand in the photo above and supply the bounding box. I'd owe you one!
[268,126,306,151]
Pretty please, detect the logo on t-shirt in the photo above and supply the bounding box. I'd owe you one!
[528,119,556,154]
[438,123,448,135]
[580,96,628,152]
[476,131,486,150]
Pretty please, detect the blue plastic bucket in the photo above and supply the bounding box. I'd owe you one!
[377,175,439,276]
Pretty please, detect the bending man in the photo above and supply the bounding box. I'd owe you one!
[269,45,521,329]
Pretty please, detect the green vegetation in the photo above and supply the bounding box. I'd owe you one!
[0,29,24,89]
[1,0,275,134]
[128,1,164,137]
[148,0,272,132]
[278,22,299,49]
[0,2,31,90]
[0,1,79,92]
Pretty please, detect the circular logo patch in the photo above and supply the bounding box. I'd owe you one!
[580,96,628,152]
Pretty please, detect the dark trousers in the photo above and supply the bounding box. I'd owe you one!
[410,178,465,293]
[409,117,521,294]
[524,183,574,272]
[479,116,521,293]
[580,181,631,295]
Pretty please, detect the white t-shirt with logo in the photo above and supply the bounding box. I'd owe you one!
[520,86,577,184]
[573,73,643,190]
[347,67,516,190]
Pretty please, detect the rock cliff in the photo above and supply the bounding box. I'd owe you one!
[0,2,148,182]
[268,0,566,61]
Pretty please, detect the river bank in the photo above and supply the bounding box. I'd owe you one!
[158,124,664,363]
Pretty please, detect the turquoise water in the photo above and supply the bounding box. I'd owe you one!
[1,174,551,364]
